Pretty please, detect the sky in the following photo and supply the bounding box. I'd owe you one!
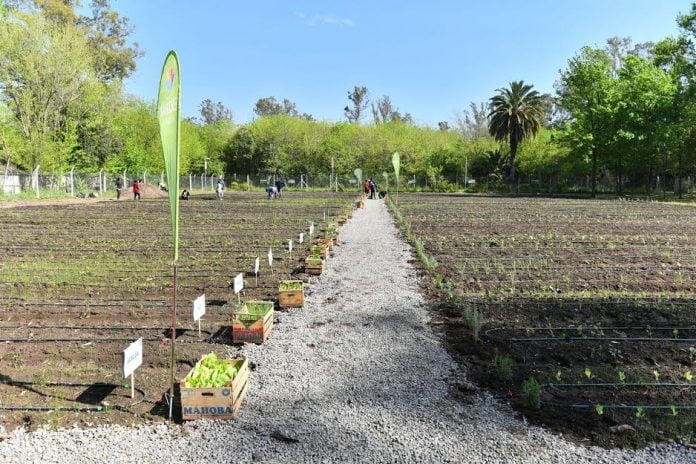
[115,0,693,126]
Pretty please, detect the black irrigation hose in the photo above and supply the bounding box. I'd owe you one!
[510,336,696,343]
[485,327,696,336]
[542,383,696,389]
[546,402,696,410]
[0,325,213,332]
[0,380,147,412]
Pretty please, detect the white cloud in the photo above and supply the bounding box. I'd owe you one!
[294,12,354,27]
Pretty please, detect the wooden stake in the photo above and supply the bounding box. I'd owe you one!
[131,371,135,399]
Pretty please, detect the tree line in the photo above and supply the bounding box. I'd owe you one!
[0,1,694,196]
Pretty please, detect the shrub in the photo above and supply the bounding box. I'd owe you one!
[522,377,541,409]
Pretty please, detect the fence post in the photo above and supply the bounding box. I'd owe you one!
[103,171,107,193]
[189,173,192,191]
[33,165,40,198]
[99,170,104,194]
[247,174,250,191]
[211,175,214,191]
[70,167,74,196]
[123,169,127,188]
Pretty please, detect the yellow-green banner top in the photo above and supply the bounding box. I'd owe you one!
[157,51,181,261]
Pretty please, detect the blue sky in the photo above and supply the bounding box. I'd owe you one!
[116,0,692,126]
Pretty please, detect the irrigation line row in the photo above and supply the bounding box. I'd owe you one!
[541,383,696,389]
[485,327,696,336]
[510,336,696,343]
[0,380,147,413]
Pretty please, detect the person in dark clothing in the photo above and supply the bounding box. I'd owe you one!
[275,179,285,198]
[369,178,377,199]
[115,177,123,200]
[180,189,190,200]
[133,180,141,200]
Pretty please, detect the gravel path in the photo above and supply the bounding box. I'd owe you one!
[1,199,694,463]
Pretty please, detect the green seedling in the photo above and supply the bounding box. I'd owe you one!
[595,404,604,415]
[618,371,626,383]
[584,368,592,380]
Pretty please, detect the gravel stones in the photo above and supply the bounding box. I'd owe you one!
[1,199,694,463]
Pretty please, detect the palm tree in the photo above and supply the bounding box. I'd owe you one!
[487,81,544,182]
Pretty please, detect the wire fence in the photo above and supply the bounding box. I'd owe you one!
[2,168,694,197]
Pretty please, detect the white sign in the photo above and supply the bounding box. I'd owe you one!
[193,294,206,321]
[122,338,143,379]
[288,239,293,253]
[268,248,273,266]
[299,233,304,244]
[309,223,315,236]
[254,257,260,275]
[234,273,244,294]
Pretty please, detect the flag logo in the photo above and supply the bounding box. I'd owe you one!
[165,68,175,91]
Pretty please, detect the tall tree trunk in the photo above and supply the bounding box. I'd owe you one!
[591,148,597,198]
[509,138,518,183]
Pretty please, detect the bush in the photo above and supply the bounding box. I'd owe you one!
[495,354,515,383]
[522,377,541,409]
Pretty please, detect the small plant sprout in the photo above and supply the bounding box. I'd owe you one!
[618,371,626,383]
[584,368,592,380]
[684,371,693,382]
[670,405,678,416]
[522,377,541,409]
[635,406,646,419]
[555,370,562,382]
[672,328,679,339]
[652,370,660,382]
[595,404,604,415]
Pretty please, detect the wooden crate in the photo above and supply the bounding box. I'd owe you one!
[279,281,304,308]
[305,257,324,275]
[310,244,329,258]
[180,357,249,420]
[232,301,274,344]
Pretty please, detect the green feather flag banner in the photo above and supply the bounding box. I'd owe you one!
[157,51,181,261]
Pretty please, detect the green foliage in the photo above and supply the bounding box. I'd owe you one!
[488,81,544,181]
[522,377,541,409]
[495,354,515,383]
[184,353,238,389]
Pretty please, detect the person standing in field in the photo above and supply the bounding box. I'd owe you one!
[275,179,285,198]
[216,178,225,200]
[133,179,141,200]
[115,177,123,200]
[364,179,370,196]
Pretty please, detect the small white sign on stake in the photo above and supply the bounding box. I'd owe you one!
[299,233,304,244]
[193,294,205,338]
[254,257,260,286]
[234,272,244,303]
[122,338,143,399]
[268,248,273,273]
[288,239,293,255]
[309,222,315,237]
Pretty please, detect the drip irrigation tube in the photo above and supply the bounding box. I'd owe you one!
[486,326,696,336]
[0,380,146,412]
[546,402,696,410]
[542,383,696,389]
[510,336,696,343]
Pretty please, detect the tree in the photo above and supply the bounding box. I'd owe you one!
[0,10,96,170]
[199,99,232,125]
[371,95,413,124]
[253,96,312,120]
[557,48,615,197]
[456,102,488,139]
[437,121,450,131]
[487,81,544,182]
[344,86,369,123]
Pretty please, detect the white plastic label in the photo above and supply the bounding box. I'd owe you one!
[309,223,315,236]
[193,294,206,321]
[288,240,293,253]
[268,248,273,266]
[122,338,143,379]
[299,233,304,244]
[234,273,244,294]
[254,257,260,275]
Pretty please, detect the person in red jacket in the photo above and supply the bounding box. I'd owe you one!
[364,179,370,195]
[133,179,141,200]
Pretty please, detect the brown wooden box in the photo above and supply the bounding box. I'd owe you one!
[279,282,304,308]
[232,301,274,344]
[180,357,249,420]
[305,257,324,275]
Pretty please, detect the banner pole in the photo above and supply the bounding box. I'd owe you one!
[168,261,177,421]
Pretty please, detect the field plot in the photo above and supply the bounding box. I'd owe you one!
[394,194,696,447]
[0,192,354,431]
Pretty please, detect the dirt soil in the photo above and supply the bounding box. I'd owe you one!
[0,192,354,432]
